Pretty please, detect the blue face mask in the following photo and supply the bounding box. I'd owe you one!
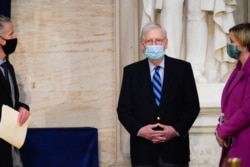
[227,44,241,59]
[145,45,165,60]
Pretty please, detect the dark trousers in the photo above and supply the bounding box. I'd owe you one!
[133,164,188,167]
[132,156,189,167]
[0,139,13,167]
[133,162,188,167]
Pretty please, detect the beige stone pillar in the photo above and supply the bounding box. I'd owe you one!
[111,0,139,166]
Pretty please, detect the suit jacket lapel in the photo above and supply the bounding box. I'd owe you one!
[139,59,159,109]
[139,56,177,109]
[0,71,12,96]
[159,56,175,109]
[222,58,250,107]
[227,71,244,94]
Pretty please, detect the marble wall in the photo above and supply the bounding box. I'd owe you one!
[9,0,245,167]
[11,0,116,166]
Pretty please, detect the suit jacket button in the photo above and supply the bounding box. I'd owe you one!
[157,116,160,121]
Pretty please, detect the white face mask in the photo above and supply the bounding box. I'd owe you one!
[144,45,165,60]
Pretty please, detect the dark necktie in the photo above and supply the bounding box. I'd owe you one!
[152,66,162,106]
[1,62,10,85]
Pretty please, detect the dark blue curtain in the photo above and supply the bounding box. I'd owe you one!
[20,127,99,167]
[0,0,11,17]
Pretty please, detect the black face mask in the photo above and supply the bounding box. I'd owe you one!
[1,38,18,55]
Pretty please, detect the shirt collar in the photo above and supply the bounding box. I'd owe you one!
[148,57,165,72]
[0,59,6,65]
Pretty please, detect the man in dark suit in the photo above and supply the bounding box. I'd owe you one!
[117,22,200,167]
[0,14,30,167]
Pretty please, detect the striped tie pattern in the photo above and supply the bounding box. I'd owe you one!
[152,66,162,106]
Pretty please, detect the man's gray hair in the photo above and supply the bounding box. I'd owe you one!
[140,22,167,41]
[0,15,11,35]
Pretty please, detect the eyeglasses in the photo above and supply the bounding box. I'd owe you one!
[143,39,165,46]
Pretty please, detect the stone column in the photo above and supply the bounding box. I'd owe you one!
[111,0,139,166]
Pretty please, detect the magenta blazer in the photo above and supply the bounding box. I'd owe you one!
[216,56,250,167]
